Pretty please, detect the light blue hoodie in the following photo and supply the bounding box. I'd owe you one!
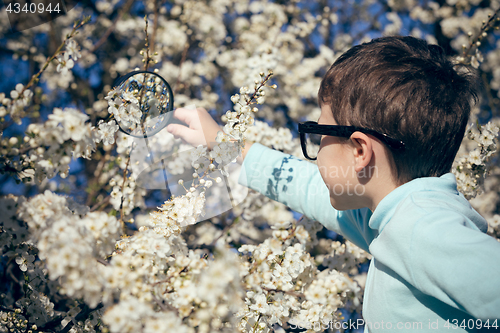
[238,143,500,332]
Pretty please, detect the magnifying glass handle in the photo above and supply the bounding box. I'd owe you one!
[168,117,185,126]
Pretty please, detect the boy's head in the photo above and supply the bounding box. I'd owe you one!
[318,36,478,185]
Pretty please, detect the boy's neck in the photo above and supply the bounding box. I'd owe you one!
[364,174,400,212]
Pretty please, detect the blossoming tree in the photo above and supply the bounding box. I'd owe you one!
[1,1,499,332]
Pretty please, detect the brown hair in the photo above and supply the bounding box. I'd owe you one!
[318,36,478,184]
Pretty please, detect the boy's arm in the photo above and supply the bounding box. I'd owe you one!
[239,143,375,252]
[166,108,374,251]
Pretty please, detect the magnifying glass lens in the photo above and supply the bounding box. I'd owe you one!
[113,71,174,138]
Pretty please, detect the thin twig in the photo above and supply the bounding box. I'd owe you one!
[461,8,500,62]
[174,42,190,94]
[143,17,154,72]
[6,263,19,284]
[86,150,111,206]
[96,258,109,266]
[150,0,160,54]
[0,17,89,132]
[152,293,168,311]
[209,216,241,247]
[59,304,104,333]
[482,72,499,117]
[90,196,111,212]
[252,314,262,333]
[86,0,136,55]
[119,152,132,225]
[262,286,304,298]
[25,18,89,92]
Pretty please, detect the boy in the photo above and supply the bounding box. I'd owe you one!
[167,36,500,332]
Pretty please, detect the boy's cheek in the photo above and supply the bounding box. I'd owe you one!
[317,160,331,187]
[317,152,337,183]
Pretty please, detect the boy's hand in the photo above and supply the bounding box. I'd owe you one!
[166,107,253,161]
[166,107,221,149]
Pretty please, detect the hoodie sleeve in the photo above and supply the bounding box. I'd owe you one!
[238,143,374,252]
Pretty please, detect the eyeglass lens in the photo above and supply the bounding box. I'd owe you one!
[303,132,322,160]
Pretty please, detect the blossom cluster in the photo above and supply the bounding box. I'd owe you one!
[0,194,101,332]
[244,120,295,153]
[453,121,499,199]
[238,223,363,332]
[321,241,372,278]
[0,106,96,184]
[56,39,81,74]
[18,190,121,307]
[0,83,33,125]
[104,89,142,132]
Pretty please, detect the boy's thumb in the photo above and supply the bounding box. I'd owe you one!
[167,124,180,135]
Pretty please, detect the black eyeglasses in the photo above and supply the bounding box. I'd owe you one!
[298,121,405,160]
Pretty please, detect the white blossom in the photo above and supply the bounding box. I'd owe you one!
[65,39,81,60]
[56,52,75,74]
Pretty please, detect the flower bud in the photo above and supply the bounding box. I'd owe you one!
[9,137,18,146]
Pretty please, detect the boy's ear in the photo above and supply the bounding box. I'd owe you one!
[349,132,373,173]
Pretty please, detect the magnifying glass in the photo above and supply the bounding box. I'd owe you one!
[113,70,174,138]
[114,71,244,224]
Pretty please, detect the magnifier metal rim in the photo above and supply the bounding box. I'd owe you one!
[114,70,174,138]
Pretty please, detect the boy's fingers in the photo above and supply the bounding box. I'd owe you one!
[166,123,193,140]
[167,124,207,147]
[172,108,200,127]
